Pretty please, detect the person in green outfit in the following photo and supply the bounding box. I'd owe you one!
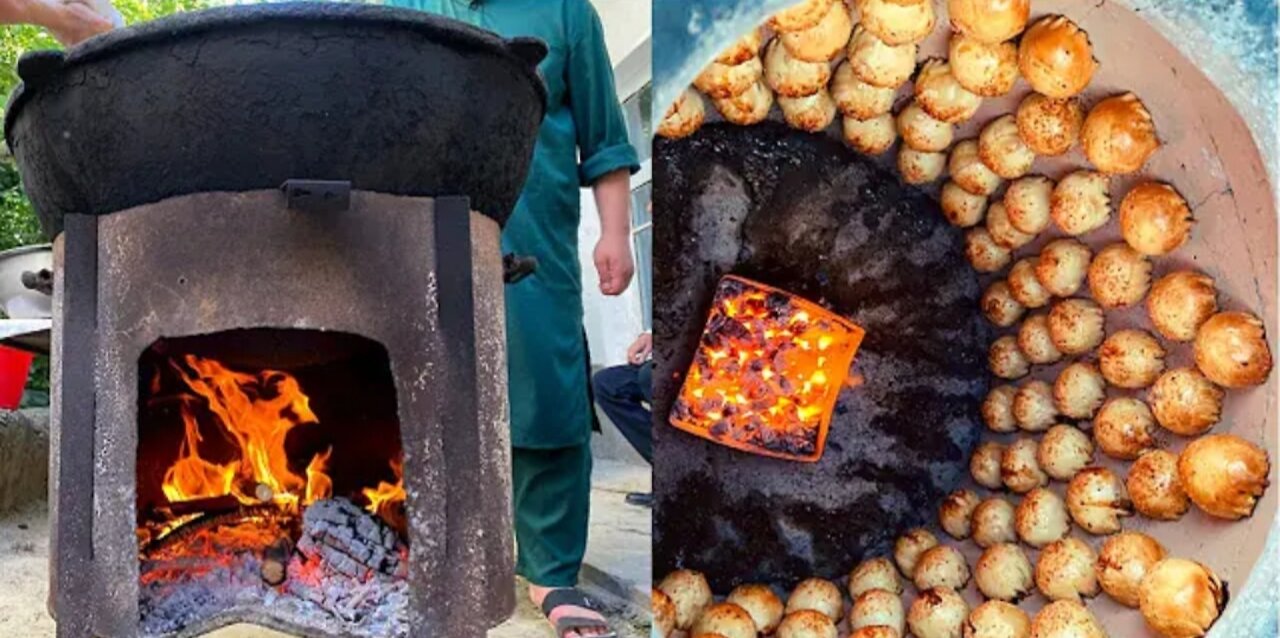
[389,1,639,636]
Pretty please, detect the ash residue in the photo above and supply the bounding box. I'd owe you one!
[653,122,990,591]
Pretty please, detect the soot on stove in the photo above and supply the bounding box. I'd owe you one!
[653,122,991,591]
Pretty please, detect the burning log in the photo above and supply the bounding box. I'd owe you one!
[163,494,245,518]
[261,536,294,586]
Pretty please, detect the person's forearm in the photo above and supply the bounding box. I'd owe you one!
[0,0,53,26]
[592,169,631,238]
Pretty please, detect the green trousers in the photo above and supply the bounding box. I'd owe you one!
[512,442,593,587]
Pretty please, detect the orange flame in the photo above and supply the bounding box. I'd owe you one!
[363,457,406,519]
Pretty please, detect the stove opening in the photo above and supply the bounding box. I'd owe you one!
[135,328,409,636]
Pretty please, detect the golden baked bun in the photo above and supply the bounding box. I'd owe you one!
[1015,487,1068,547]
[763,38,832,98]
[908,588,969,638]
[990,335,1030,380]
[966,601,1030,638]
[1034,537,1099,602]
[849,627,898,638]
[1012,379,1058,431]
[1066,467,1133,534]
[1082,93,1161,174]
[915,59,983,124]
[1047,298,1104,356]
[1009,257,1050,308]
[1120,182,1193,255]
[658,88,706,140]
[693,602,759,638]
[1139,559,1225,638]
[971,444,1006,491]
[716,27,764,65]
[986,201,1034,250]
[898,102,955,152]
[982,280,1026,327]
[1093,398,1158,461]
[770,0,834,32]
[1032,601,1105,638]
[974,543,1034,602]
[858,0,936,46]
[1179,434,1270,520]
[776,609,838,638]
[831,60,895,119]
[847,24,918,88]
[1128,449,1190,521]
[1193,311,1273,388]
[895,527,940,577]
[1050,170,1110,236]
[1099,329,1166,389]
[1018,16,1097,99]
[898,147,947,185]
[1035,238,1092,297]
[1003,175,1054,234]
[914,545,971,594]
[785,578,844,622]
[1097,532,1166,609]
[1147,271,1218,342]
[1054,361,1106,419]
[1149,367,1223,437]
[849,557,903,597]
[779,89,838,132]
[982,385,1019,433]
[1037,423,1094,481]
[948,0,1030,43]
[654,588,678,637]
[781,0,854,62]
[979,115,1036,179]
[727,584,784,634]
[713,80,774,126]
[1002,438,1048,493]
[1017,318,1062,368]
[842,113,898,155]
[949,34,1019,97]
[1015,93,1083,156]
[850,590,904,635]
[966,227,1011,272]
[1087,243,1152,308]
[695,56,764,99]
[949,139,1002,196]
[658,569,713,630]
[972,497,1016,547]
[939,488,981,539]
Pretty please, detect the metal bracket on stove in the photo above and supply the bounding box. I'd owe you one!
[281,179,351,213]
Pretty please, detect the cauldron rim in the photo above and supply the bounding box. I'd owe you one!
[3,1,549,142]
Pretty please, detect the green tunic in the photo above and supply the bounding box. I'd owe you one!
[390,0,639,449]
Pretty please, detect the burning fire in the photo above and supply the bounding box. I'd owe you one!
[363,458,407,531]
[669,276,864,462]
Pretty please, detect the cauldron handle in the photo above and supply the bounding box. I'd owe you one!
[17,51,66,90]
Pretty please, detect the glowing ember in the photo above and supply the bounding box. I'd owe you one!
[669,276,864,462]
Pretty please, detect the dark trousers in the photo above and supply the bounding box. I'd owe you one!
[591,362,653,464]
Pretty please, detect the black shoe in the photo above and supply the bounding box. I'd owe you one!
[624,492,652,508]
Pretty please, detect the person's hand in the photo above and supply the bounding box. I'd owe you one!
[626,333,651,364]
[40,0,116,47]
[593,230,633,296]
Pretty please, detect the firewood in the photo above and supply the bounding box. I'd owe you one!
[260,535,294,586]
[163,494,244,517]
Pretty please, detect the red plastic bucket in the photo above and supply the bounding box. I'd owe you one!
[0,346,35,409]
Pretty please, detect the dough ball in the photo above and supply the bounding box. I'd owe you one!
[1030,601,1105,638]
[898,146,948,185]
[1119,182,1193,256]
[849,557,903,597]
[1097,531,1166,608]
[987,201,1035,250]
[990,335,1030,380]
[1017,316,1063,367]
[966,227,1012,272]
[779,89,839,132]
[982,280,1026,328]
[949,34,1019,97]
[1128,450,1189,521]
[908,588,969,638]
[843,113,899,155]
[1053,361,1106,419]
[785,577,844,622]
[764,38,833,97]
[858,0,936,45]
[1004,175,1054,234]
[1099,329,1166,389]
[1038,424,1094,482]
[971,442,1007,491]
[1034,537,1099,602]
[1002,438,1048,493]
[915,58,983,124]
[693,602,759,638]
[1066,467,1133,534]
[727,584,785,634]
[1009,257,1051,308]
[972,497,1017,549]
[1082,92,1160,175]
[1178,433,1271,520]
[942,181,990,227]
[1046,298,1104,356]
[658,88,707,140]
[832,60,896,119]
[898,102,955,152]
[1013,379,1058,431]
[979,114,1036,179]
[713,79,775,125]
[1087,243,1152,308]
[1193,311,1274,388]
[1149,367,1224,436]
[850,627,899,638]
[695,56,765,99]
[1035,238,1092,297]
[975,543,1034,602]
[1093,397,1158,461]
[982,384,1019,433]
[965,600,1031,638]
[939,488,982,540]
[1014,487,1069,548]
[1139,559,1225,638]
[654,588,677,637]
[716,27,764,64]
[780,0,854,62]
[948,0,1030,42]
[776,609,839,638]
[1050,170,1111,236]
[770,0,834,32]
[658,569,713,630]
[950,139,1003,196]
[914,545,971,591]
[1017,16,1097,98]
[895,527,940,578]
[1015,93,1083,156]
[1147,271,1218,342]
[847,24,918,88]
[851,589,906,635]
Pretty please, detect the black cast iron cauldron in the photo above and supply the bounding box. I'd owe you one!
[4,2,548,237]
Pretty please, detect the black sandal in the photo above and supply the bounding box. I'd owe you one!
[539,588,618,638]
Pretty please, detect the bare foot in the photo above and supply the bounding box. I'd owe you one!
[529,584,613,638]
